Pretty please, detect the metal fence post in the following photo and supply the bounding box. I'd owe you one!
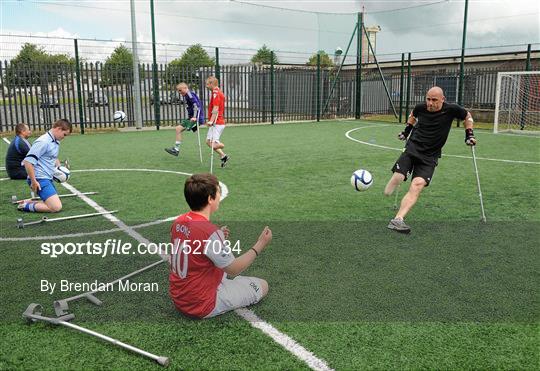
[399,53,405,123]
[150,0,160,130]
[316,53,321,122]
[525,43,531,71]
[262,67,267,122]
[215,47,220,82]
[355,12,363,119]
[520,44,532,129]
[74,39,85,134]
[270,51,274,124]
[405,52,412,119]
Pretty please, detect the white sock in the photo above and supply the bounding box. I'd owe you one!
[175,141,181,149]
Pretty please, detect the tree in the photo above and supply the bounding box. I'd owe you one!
[251,45,278,65]
[164,44,214,89]
[307,51,334,68]
[4,43,74,89]
[174,44,214,68]
[101,45,135,85]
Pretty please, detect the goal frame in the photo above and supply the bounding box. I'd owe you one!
[493,71,540,134]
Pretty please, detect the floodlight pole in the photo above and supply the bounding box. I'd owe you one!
[457,0,469,127]
[130,0,143,129]
[150,0,160,130]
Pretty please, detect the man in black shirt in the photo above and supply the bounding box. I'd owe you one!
[5,123,32,180]
[384,86,476,233]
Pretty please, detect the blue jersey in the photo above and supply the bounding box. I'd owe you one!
[24,131,59,180]
[183,91,205,123]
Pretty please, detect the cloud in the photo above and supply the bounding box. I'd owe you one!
[0,28,79,60]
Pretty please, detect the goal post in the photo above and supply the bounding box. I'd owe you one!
[493,71,540,134]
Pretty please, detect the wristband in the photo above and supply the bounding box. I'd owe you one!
[403,123,413,136]
[250,248,259,257]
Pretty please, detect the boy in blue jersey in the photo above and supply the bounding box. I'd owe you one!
[5,123,32,179]
[165,82,205,157]
[19,119,72,213]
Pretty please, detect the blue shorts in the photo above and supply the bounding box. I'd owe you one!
[26,178,58,201]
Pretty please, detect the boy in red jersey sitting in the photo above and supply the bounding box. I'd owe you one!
[169,173,272,318]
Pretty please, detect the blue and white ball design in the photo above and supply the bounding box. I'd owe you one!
[53,166,71,183]
[351,169,373,191]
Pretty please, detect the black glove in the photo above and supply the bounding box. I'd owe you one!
[465,128,476,146]
[398,124,413,141]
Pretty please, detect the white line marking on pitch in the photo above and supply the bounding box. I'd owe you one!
[235,309,333,371]
[1,169,225,241]
[70,168,230,202]
[60,182,160,254]
[346,126,540,165]
[3,154,331,370]
[0,217,178,242]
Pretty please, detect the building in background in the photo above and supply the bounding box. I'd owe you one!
[363,25,381,63]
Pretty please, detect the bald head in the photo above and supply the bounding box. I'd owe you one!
[425,86,445,112]
[428,86,444,97]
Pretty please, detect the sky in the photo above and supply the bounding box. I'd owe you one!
[0,0,538,63]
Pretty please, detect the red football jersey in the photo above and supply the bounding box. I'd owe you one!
[208,87,226,125]
[168,211,233,318]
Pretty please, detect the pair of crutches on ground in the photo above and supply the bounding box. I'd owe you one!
[23,299,169,366]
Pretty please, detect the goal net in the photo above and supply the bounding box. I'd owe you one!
[494,71,540,134]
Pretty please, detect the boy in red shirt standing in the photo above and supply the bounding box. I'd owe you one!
[205,76,229,167]
[169,173,272,318]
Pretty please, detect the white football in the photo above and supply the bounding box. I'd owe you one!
[53,166,71,183]
[351,169,373,191]
[113,110,126,122]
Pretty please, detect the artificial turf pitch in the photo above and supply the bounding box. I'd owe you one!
[0,120,538,369]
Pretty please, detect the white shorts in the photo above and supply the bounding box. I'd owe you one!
[204,275,265,318]
[207,125,225,143]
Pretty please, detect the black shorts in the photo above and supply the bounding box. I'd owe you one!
[391,151,438,186]
[7,167,28,180]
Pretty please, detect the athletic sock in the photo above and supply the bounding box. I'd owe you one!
[175,141,181,150]
[24,202,37,212]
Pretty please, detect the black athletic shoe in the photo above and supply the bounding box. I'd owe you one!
[165,147,179,157]
[191,125,198,133]
[220,155,229,168]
